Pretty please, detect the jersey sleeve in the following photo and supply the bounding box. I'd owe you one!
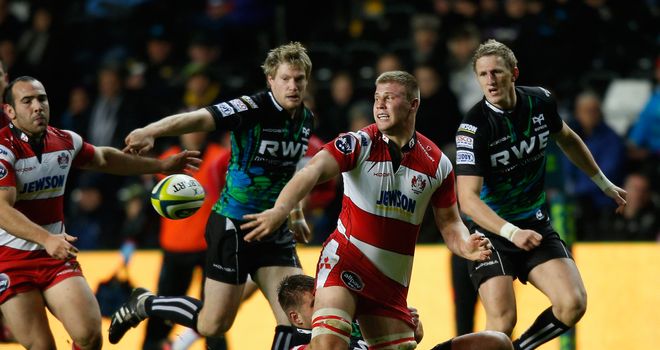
[431,154,457,208]
[454,117,488,176]
[206,94,262,131]
[321,132,363,172]
[63,130,95,167]
[537,87,564,134]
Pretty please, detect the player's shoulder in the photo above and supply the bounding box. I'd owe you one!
[517,86,555,103]
[415,131,442,158]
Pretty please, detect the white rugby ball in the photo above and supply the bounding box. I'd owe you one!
[151,174,205,220]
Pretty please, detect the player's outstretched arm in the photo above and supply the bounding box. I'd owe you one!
[81,146,201,175]
[0,187,78,260]
[433,204,492,261]
[124,108,216,155]
[457,175,542,251]
[241,150,340,242]
[553,121,627,213]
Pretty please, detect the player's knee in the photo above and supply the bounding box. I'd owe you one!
[197,319,232,337]
[555,291,587,326]
[70,327,102,350]
[365,331,417,349]
[487,309,516,335]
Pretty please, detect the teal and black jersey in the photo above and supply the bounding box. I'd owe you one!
[206,90,314,222]
[455,86,564,223]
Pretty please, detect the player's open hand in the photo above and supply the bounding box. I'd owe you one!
[161,150,202,175]
[123,128,155,155]
[44,233,79,260]
[463,233,492,261]
[241,207,290,242]
[605,185,627,214]
[511,229,542,251]
[289,217,312,244]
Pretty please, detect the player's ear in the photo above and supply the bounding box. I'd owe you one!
[512,67,519,82]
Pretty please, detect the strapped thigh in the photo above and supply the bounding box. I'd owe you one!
[311,308,353,344]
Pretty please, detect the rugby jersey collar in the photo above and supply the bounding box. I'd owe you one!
[484,89,522,116]
[8,122,45,146]
[267,90,306,119]
[381,132,417,153]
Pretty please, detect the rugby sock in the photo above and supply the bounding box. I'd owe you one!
[513,307,569,350]
[271,325,295,350]
[144,296,203,330]
[171,328,200,350]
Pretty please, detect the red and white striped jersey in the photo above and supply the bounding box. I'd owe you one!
[322,124,456,287]
[0,124,95,251]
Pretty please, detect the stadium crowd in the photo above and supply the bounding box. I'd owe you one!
[0,0,658,251]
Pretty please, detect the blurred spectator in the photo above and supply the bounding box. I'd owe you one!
[316,71,356,141]
[57,85,91,135]
[0,58,8,128]
[86,64,141,148]
[347,100,372,132]
[564,91,627,239]
[446,23,482,115]
[595,173,660,241]
[409,13,444,69]
[182,69,223,111]
[375,52,405,76]
[66,173,119,249]
[0,0,23,42]
[125,23,182,121]
[178,32,224,88]
[627,57,660,184]
[0,39,16,74]
[414,63,462,154]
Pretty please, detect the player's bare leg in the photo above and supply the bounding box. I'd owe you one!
[44,276,102,350]
[432,330,513,350]
[478,275,517,335]
[359,314,417,349]
[309,286,357,350]
[1,290,56,350]
[254,266,305,324]
[195,278,244,336]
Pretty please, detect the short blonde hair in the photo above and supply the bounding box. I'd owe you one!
[472,39,518,72]
[261,42,312,81]
[375,71,420,102]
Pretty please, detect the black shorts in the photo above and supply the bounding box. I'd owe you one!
[468,220,573,289]
[204,211,302,284]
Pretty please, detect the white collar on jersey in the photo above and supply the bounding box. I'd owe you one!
[485,99,515,115]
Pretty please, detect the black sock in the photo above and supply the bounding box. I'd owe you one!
[271,325,297,350]
[144,296,203,331]
[513,307,570,350]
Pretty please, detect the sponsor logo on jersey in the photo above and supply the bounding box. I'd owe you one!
[15,166,36,173]
[373,172,391,177]
[258,140,308,158]
[334,134,356,155]
[241,95,258,109]
[456,135,474,149]
[0,148,7,156]
[20,174,66,194]
[456,150,475,165]
[302,127,311,137]
[376,190,417,213]
[0,163,7,180]
[215,102,235,117]
[341,270,364,291]
[57,152,70,169]
[535,209,544,220]
[0,273,10,294]
[490,131,550,166]
[532,114,545,125]
[458,123,478,134]
[411,175,427,194]
[229,99,248,112]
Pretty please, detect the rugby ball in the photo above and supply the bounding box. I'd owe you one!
[151,174,205,219]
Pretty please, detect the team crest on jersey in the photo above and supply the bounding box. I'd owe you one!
[57,152,70,169]
[229,99,248,112]
[341,271,364,291]
[411,175,427,194]
[334,134,356,154]
[0,273,9,294]
[0,163,6,180]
